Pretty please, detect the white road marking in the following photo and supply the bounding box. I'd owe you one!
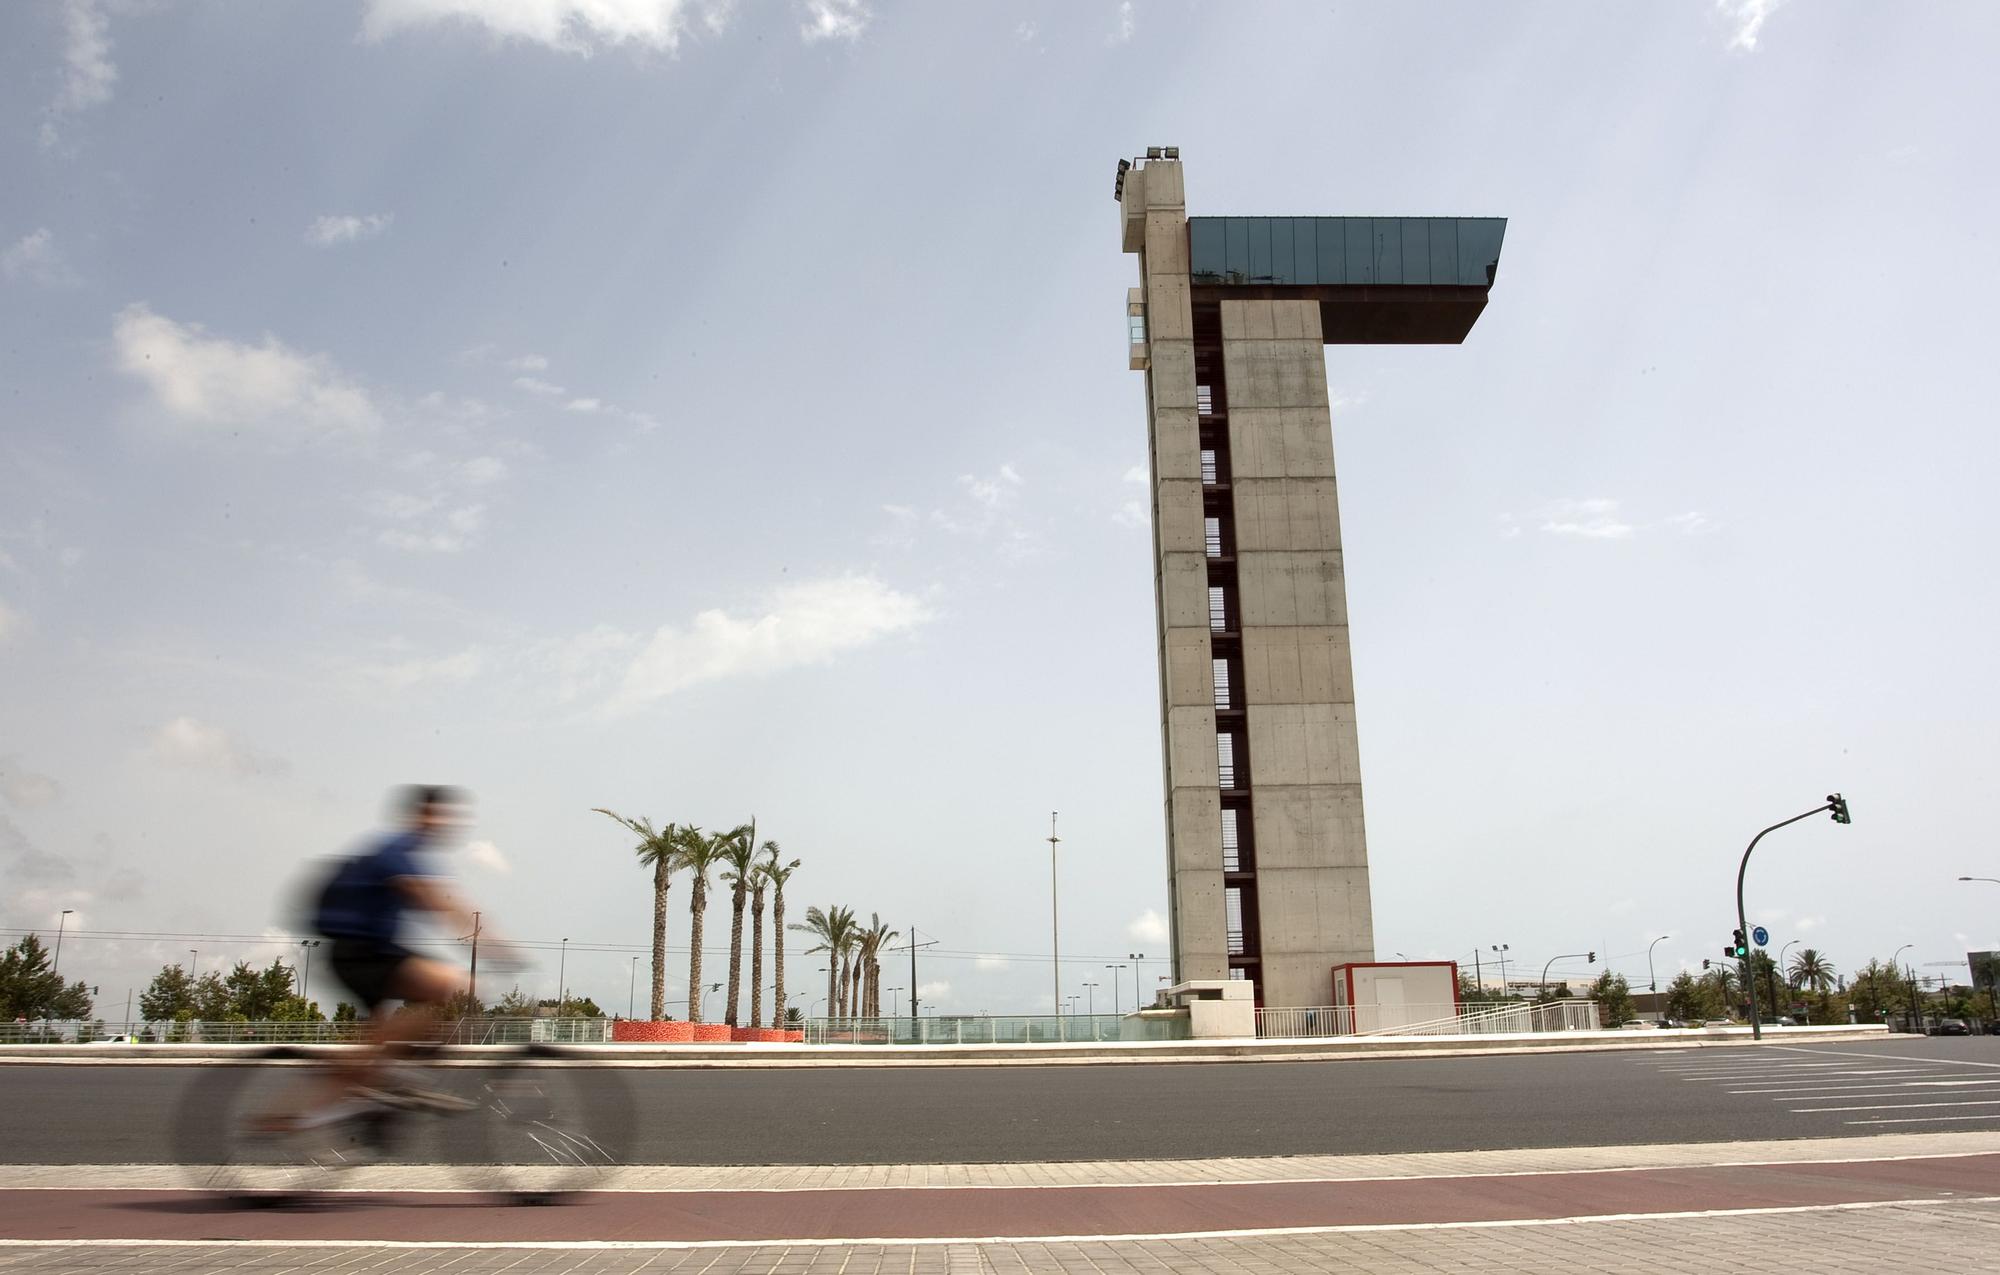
[1845,1115,2000,1126]
[1770,1045,2000,1071]
[2,1195,1996,1251]
[1791,1100,2000,1114]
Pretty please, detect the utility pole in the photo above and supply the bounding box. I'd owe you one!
[54,910,73,974]
[467,912,482,1005]
[1046,812,1062,1017]
[893,927,937,1018]
[557,937,570,1018]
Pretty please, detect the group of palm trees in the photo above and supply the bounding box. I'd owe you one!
[788,906,900,1024]
[593,810,801,1027]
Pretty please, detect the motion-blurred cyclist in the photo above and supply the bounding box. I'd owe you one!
[273,784,497,1128]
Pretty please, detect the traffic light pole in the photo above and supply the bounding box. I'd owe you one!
[1737,797,1846,1041]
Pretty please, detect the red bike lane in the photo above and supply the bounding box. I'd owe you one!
[2,1154,1995,1245]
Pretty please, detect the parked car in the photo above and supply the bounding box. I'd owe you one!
[1931,1020,1972,1036]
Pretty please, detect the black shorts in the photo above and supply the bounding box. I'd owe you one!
[327,940,416,1011]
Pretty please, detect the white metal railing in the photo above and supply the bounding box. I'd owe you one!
[801,1015,1191,1045]
[1255,1000,1602,1039]
[0,1017,615,1045]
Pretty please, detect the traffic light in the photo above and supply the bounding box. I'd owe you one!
[1587,951,1596,964]
[1730,929,1748,959]
[1702,959,1712,970]
[1828,793,1851,824]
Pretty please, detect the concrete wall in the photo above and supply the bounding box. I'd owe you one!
[1222,299,1375,1009]
[1126,160,1227,985]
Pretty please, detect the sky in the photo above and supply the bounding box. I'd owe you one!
[3,0,1998,1022]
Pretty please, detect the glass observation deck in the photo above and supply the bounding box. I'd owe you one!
[1189,216,1505,288]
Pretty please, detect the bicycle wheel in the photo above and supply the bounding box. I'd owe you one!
[172,1045,482,1201]
[462,1044,628,1201]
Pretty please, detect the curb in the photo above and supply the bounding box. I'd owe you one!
[0,1025,1891,1068]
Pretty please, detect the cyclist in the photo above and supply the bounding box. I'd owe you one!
[279,784,494,1126]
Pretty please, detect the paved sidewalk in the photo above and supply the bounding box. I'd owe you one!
[4,1197,1997,1273]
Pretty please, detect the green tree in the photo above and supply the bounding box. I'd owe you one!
[790,904,856,1024]
[1589,970,1636,1027]
[1663,970,1708,1022]
[539,995,604,1018]
[762,848,801,1029]
[716,819,759,1027]
[1787,949,1838,1024]
[1703,964,1738,1019]
[490,985,535,1017]
[593,809,682,1022]
[0,934,92,1021]
[675,825,727,1024]
[333,1001,359,1022]
[1848,959,1899,1022]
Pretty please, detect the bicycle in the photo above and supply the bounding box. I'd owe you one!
[170,1024,633,1205]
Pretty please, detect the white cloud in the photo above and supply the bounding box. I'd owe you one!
[611,574,932,711]
[0,760,60,809]
[146,717,289,779]
[565,397,602,413]
[1717,0,1785,51]
[1114,464,1150,528]
[800,0,869,43]
[514,376,566,397]
[1110,1,1135,43]
[460,456,508,486]
[113,304,382,441]
[1665,511,1715,536]
[1795,915,1825,933]
[974,956,1010,971]
[1538,498,1634,540]
[1126,908,1169,946]
[40,0,117,149]
[1121,465,1148,485]
[463,839,512,875]
[2,229,75,286]
[1015,21,1037,43]
[305,213,393,246]
[357,647,486,690]
[915,979,952,1004]
[361,0,727,54]
[507,354,549,372]
[378,503,486,554]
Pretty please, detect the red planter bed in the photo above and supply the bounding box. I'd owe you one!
[612,1020,695,1043]
[690,1023,734,1043]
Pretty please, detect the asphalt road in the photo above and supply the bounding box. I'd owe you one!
[6,1038,1996,1166]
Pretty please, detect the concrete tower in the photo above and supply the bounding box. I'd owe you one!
[1118,151,1505,1008]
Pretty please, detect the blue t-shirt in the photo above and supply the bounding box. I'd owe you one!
[314,831,432,945]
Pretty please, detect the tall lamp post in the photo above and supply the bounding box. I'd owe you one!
[298,939,320,1002]
[1646,934,1670,994]
[1082,981,1099,1016]
[1128,953,1146,1009]
[629,955,640,1019]
[1044,813,1062,1016]
[188,949,199,981]
[557,938,569,1018]
[1735,794,1852,1040]
[1961,879,2000,1020]
[888,986,903,1017]
[1106,964,1126,1014]
[53,910,74,975]
[1491,944,1511,997]
[1778,939,1800,1010]
[1892,942,1914,1031]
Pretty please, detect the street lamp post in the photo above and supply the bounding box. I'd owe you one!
[557,938,569,1018]
[1106,964,1126,1014]
[1646,934,1670,994]
[630,955,640,1019]
[1045,813,1062,1017]
[188,950,198,981]
[1491,944,1511,996]
[1892,943,1914,1031]
[1779,939,1800,1008]
[1539,951,1596,998]
[53,910,74,975]
[888,986,902,1017]
[1129,953,1146,1009]
[1082,981,1099,1016]
[298,939,320,1003]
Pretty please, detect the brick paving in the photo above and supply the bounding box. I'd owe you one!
[3,1197,1998,1273]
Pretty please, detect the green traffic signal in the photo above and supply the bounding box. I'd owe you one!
[1730,929,1748,958]
[1827,792,1851,824]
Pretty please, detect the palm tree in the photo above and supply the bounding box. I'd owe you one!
[716,819,758,1027]
[593,809,680,1021]
[792,905,856,1023]
[762,848,801,1029]
[1788,949,1837,1024]
[855,914,899,1019]
[675,826,725,1024]
[844,934,863,1022]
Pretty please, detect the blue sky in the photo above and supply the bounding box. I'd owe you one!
[3,0,1997,1018]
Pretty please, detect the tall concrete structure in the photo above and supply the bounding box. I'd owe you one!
[1118,151,1505,1008]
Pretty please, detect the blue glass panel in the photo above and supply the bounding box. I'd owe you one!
[1316,218,1343,284]
[1428,217,1458,284]
[1269,217,1294,283]
[1189,219,1225,282]
[1247,217,1272,282]
[1345,217,1372,284]
[1225,217,1250,283]
[1400,218,1429,284]
[1291,217,1318,285]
